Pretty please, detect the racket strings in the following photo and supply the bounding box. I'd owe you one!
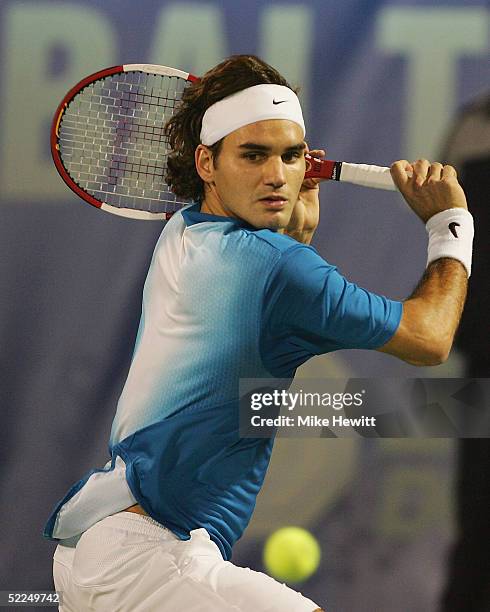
[58,71,191,214]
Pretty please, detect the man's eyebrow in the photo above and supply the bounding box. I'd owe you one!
[238,142,306,152]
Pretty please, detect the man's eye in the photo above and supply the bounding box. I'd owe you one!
[282,151,302,162]
[244,153,263,161]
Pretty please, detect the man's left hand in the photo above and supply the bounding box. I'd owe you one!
[284,147,326,244]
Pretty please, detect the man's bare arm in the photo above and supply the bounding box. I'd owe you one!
[377,158,472,366]
[379,258,467,365]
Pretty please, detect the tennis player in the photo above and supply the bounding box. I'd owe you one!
[45,55,472,611]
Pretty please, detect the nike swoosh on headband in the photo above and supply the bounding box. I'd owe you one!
[272,99,287,105]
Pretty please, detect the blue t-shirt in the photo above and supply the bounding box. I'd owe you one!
[44,204,402,560]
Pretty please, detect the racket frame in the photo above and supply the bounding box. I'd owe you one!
[51,64,198,220]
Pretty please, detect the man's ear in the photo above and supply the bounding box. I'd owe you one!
[195,145,215,184]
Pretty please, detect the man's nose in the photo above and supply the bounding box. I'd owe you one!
[263,156,286,188]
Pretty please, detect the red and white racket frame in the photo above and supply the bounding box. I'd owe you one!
[51,64,199,220]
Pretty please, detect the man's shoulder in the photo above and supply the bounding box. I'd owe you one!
[162,207,322,267]
[241,230,338,290]
[243,228,312,257]
[218,226,328,276]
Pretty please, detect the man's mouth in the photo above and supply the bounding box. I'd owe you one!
[260,196,288,209]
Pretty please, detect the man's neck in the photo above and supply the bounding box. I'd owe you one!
[200,197,229,218]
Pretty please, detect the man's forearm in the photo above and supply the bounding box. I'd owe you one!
[409,258,467,329]
[402,258,468,363]
[378,257,468,366]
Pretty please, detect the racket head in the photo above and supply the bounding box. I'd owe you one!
[51,64,198,221]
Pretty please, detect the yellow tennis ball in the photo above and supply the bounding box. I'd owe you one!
[263,526,321,583]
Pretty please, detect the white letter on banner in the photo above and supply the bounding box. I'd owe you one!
[377,8,488,160]
[0,4,115,201]
[151,3,227,76]
[259,5,313,117]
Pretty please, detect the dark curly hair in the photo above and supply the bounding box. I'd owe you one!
[165,55,297,202]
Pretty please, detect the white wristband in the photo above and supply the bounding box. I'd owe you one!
[426,208,474,277]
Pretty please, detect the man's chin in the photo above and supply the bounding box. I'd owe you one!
[252,210,290,231]
[252,221,286,231]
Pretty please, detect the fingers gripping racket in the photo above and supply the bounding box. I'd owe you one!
[52,64,397,221]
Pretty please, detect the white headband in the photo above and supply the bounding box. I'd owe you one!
[200,84,305,146]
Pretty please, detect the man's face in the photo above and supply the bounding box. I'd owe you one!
[203,119,306,230]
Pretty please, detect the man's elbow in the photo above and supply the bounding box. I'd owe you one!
[378,322,454,366]
[406,338,452,367]
[419,348,450,367]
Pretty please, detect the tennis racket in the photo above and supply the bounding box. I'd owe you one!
[51,64,397,221]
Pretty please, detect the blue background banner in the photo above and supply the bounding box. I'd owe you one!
[1,1,488,610]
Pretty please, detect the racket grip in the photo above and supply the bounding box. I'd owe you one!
[305,155,399,191]
[339,162,396,191]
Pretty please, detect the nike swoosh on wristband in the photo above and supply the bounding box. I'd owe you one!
[449,222,461,238]
[272,99,287,105]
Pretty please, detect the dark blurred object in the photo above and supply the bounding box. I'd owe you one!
[439,93,490,612]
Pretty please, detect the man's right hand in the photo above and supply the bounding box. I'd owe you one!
[390,159,468,223]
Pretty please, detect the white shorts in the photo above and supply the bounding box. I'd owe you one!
[53,512,321,612]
